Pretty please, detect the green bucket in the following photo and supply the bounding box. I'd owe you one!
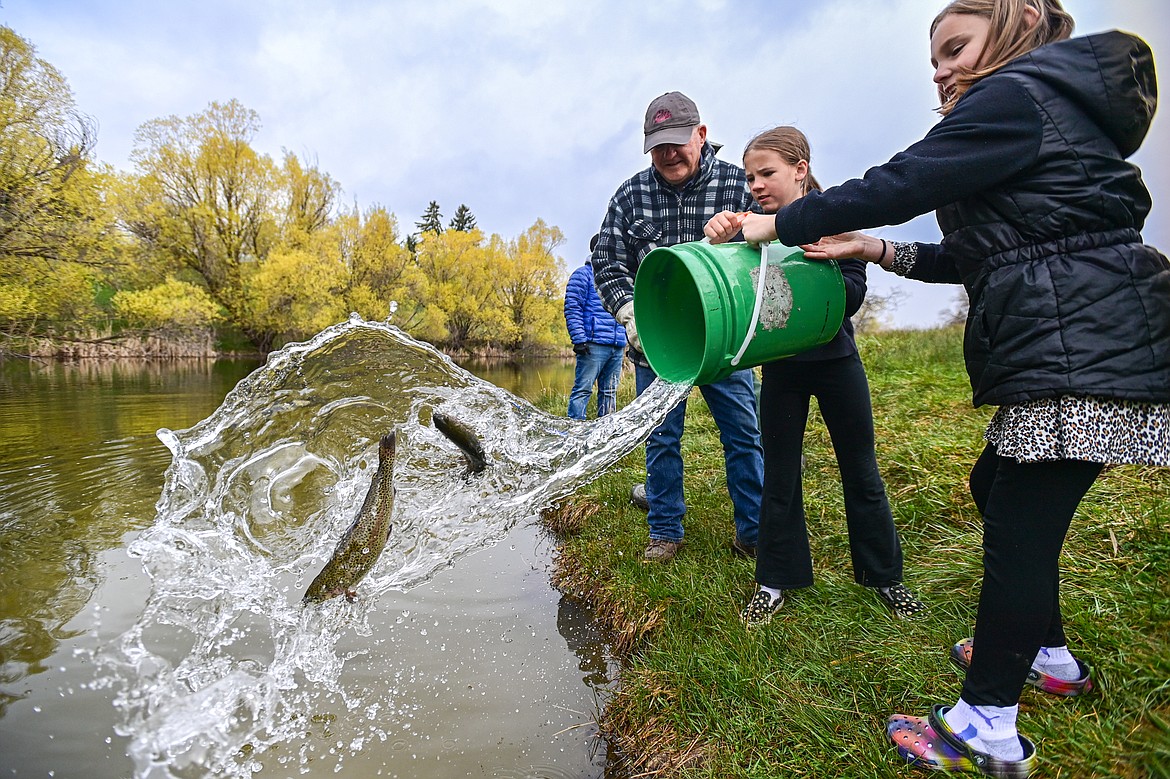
[633,241,846,385]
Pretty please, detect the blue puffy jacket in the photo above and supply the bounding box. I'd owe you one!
[564,262,626,347]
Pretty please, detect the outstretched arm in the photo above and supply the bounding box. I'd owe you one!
[709,211,893,270]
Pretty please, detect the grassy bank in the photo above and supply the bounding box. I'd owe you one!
[539,327,1169,779]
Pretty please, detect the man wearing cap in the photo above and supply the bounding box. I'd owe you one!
[593,91,763,562]
[564,233,627,420]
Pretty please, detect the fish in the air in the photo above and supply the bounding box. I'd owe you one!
[432,412,488,474]
[302,431,397,604]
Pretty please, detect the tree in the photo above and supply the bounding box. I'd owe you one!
[415,200,443,236]
[242,246,347,346]
[493,219,566,349]
[940,289,970,327]
[851,287,907,334]
[0,26,118,346]
[0,26,100,265]
[448,203,477,232]
[414,228,505,350]
[125,99,278,342]
[279,150,340,248]
[111,277,220,333]
[335,204,426,328]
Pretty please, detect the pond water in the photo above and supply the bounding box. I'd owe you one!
[0,322,680,779]
[455,357,579,411]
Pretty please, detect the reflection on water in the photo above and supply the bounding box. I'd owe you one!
[0,358,261,722]
[457,356,579,406]
[0,322,683,778]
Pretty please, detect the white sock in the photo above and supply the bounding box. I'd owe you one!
[943,699,1024,761]
[1033,645,1081,680]
[758,585,782,603]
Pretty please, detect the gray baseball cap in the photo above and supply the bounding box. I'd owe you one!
[643,91,700,153]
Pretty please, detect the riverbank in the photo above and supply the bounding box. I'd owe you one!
[0,310,579,361]
[539,327,1169,778]
[1,331,572,362]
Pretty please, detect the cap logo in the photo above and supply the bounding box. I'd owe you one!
[653,109,672,124]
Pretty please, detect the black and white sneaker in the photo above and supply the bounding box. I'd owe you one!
[874,583,927,619]
[740,588,784,627]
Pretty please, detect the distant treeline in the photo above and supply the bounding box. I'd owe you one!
[0,25,569,358]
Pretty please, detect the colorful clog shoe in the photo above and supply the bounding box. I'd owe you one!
[888,711,970,772]
[887,706,1037,778]
[950,638,1094,697]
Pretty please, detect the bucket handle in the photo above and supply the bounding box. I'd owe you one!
[730,241,769,367]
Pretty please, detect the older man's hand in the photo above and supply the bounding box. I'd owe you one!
[615,302,642,353]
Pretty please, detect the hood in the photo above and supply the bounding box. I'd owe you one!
[1000,30,1157,158]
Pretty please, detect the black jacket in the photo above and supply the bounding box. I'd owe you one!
[773,31,1170,407]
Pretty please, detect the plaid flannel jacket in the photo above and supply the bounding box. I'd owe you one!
[592,143,752,326]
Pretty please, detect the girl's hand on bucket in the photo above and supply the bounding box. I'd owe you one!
[703,211,746,244]
[739,213,779,246]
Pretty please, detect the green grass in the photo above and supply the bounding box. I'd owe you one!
[539,327,1170,779]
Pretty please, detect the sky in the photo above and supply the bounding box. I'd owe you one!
[4,0,1166,328]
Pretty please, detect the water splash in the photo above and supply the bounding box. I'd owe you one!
[99,315,688,777]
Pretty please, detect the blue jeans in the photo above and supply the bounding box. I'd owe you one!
[635,364,763,545]
[567,343,625,420]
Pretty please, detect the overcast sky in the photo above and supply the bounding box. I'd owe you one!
[4,0,1166,328]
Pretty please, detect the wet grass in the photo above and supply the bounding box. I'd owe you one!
[539,327,1170,779]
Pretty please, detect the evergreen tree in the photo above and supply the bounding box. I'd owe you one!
[448,204,477,232]
[415,201,444,235]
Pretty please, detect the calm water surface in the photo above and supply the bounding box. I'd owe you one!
[0,349,636,778]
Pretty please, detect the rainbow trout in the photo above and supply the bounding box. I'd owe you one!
[302,432,397,604]
[432,412,488,474]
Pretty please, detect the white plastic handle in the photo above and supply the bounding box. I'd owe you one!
[730,242,769,367]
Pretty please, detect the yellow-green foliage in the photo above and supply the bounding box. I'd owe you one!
[118,98,574,353]
[336,205,426,327]
[1,257,102,329]
[242,247,347,338]
[414,229,506,349]
[0,26,120,339]
[0,284,35,320]
[127,99,277,316]
[111,278,221,329]
[495,219,569,350]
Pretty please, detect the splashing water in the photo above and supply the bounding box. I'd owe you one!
[98,314,689,778]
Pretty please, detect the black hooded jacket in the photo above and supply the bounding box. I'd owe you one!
[773,31,1170,407]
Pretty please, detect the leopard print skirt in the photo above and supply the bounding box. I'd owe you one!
[985,395,1170,465]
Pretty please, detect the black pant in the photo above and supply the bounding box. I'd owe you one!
[961,443,1102,706]
[755,353,903,590]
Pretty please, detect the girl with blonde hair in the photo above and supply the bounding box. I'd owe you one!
[708,126,924,628]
